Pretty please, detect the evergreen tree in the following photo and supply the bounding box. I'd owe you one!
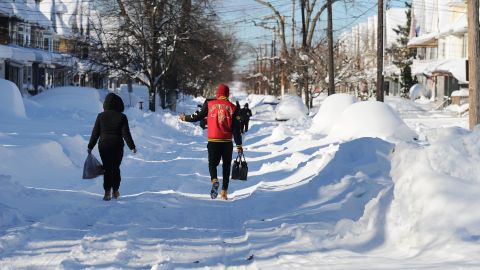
[387,2,416,97]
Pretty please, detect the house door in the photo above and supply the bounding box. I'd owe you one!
[5,61,22,90]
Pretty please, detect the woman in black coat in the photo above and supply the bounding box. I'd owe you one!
[88,93,137,201]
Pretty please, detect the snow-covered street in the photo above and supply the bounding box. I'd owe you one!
[1,83,480,269]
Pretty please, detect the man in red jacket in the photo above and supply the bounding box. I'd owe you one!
[179,83,243,200]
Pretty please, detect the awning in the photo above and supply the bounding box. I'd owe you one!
[407,33,438,48]
[33,50,52,65]
[412,58,467,84]
[11,46,35,62]
[0,44,13,59]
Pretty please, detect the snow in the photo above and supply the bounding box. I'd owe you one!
[328,101,418,142]
[0,0,52,28]
[0,78,27,119]
[408,32,437,47]
[409,83,429,100]
[311,93,358,134]
[412,58,467,84]
[274,95,308,121]
[451,88,469,97]
[1,85,479,269]
[30,86,104,114]
[246,94,278,108]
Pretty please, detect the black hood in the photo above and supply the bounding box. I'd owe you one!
[103,93,124,112]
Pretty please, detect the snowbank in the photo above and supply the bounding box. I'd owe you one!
[311,93,357,134]
[0,175,27,230]
[328,101,417,142]
[31,86,103,113]
[388,127,480,255]
[0,141,79,188]
[0,78,26,118]
[275,95,308,121]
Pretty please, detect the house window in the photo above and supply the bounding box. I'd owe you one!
[428,47,437,60]
[43,33,51,51]
[14,24,31,47]
[0,17,8,44]
[53,39,60,52]
[16,25,25,46]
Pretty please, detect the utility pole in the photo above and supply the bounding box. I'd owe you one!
[468,0,480,129]
[272,27,277,96]
[259,44,263,95]
[264,43,269,95]
[327,0,335,95]
[376,0,384,102]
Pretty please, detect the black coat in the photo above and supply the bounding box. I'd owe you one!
[240,107,252,121]
[88,93,136,150]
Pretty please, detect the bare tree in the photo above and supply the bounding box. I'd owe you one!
[89,0,182,111]
[88,0,237,111]
[253,0,351,107]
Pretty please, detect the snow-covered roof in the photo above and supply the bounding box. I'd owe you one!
[0,44,13,59]
[0,0,52,28]
[408,32,437,47]
[412,58,467,83]
[39,0,91,37]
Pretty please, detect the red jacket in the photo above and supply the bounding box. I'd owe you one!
[207,99,236,141]
[185,98,242,145]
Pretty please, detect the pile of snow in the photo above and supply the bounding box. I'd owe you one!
[409,83,430,100]
[275,95,308,121]
[328,101,417,142]
[0,79,26,118]
[388,127,480,254]
[310,93,357,134]
[31,86,103,113]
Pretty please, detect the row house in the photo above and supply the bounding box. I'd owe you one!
[338,8,407,97]
[0,0,107,95]
[408,0,467,104]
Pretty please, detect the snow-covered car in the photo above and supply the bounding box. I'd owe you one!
[274,95,308,121]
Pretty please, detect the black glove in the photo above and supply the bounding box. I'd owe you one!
[87,148,92,154]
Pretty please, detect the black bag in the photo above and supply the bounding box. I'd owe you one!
[82,153,104,179]
[231,153,248,181]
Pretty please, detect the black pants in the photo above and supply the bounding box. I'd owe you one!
[241,120,250,133]
[207,141,233,191]
[99,143,124,192]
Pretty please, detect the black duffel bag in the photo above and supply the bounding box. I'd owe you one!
[231,152,248,181]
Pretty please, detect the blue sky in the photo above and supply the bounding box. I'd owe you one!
[216,0,409,72]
